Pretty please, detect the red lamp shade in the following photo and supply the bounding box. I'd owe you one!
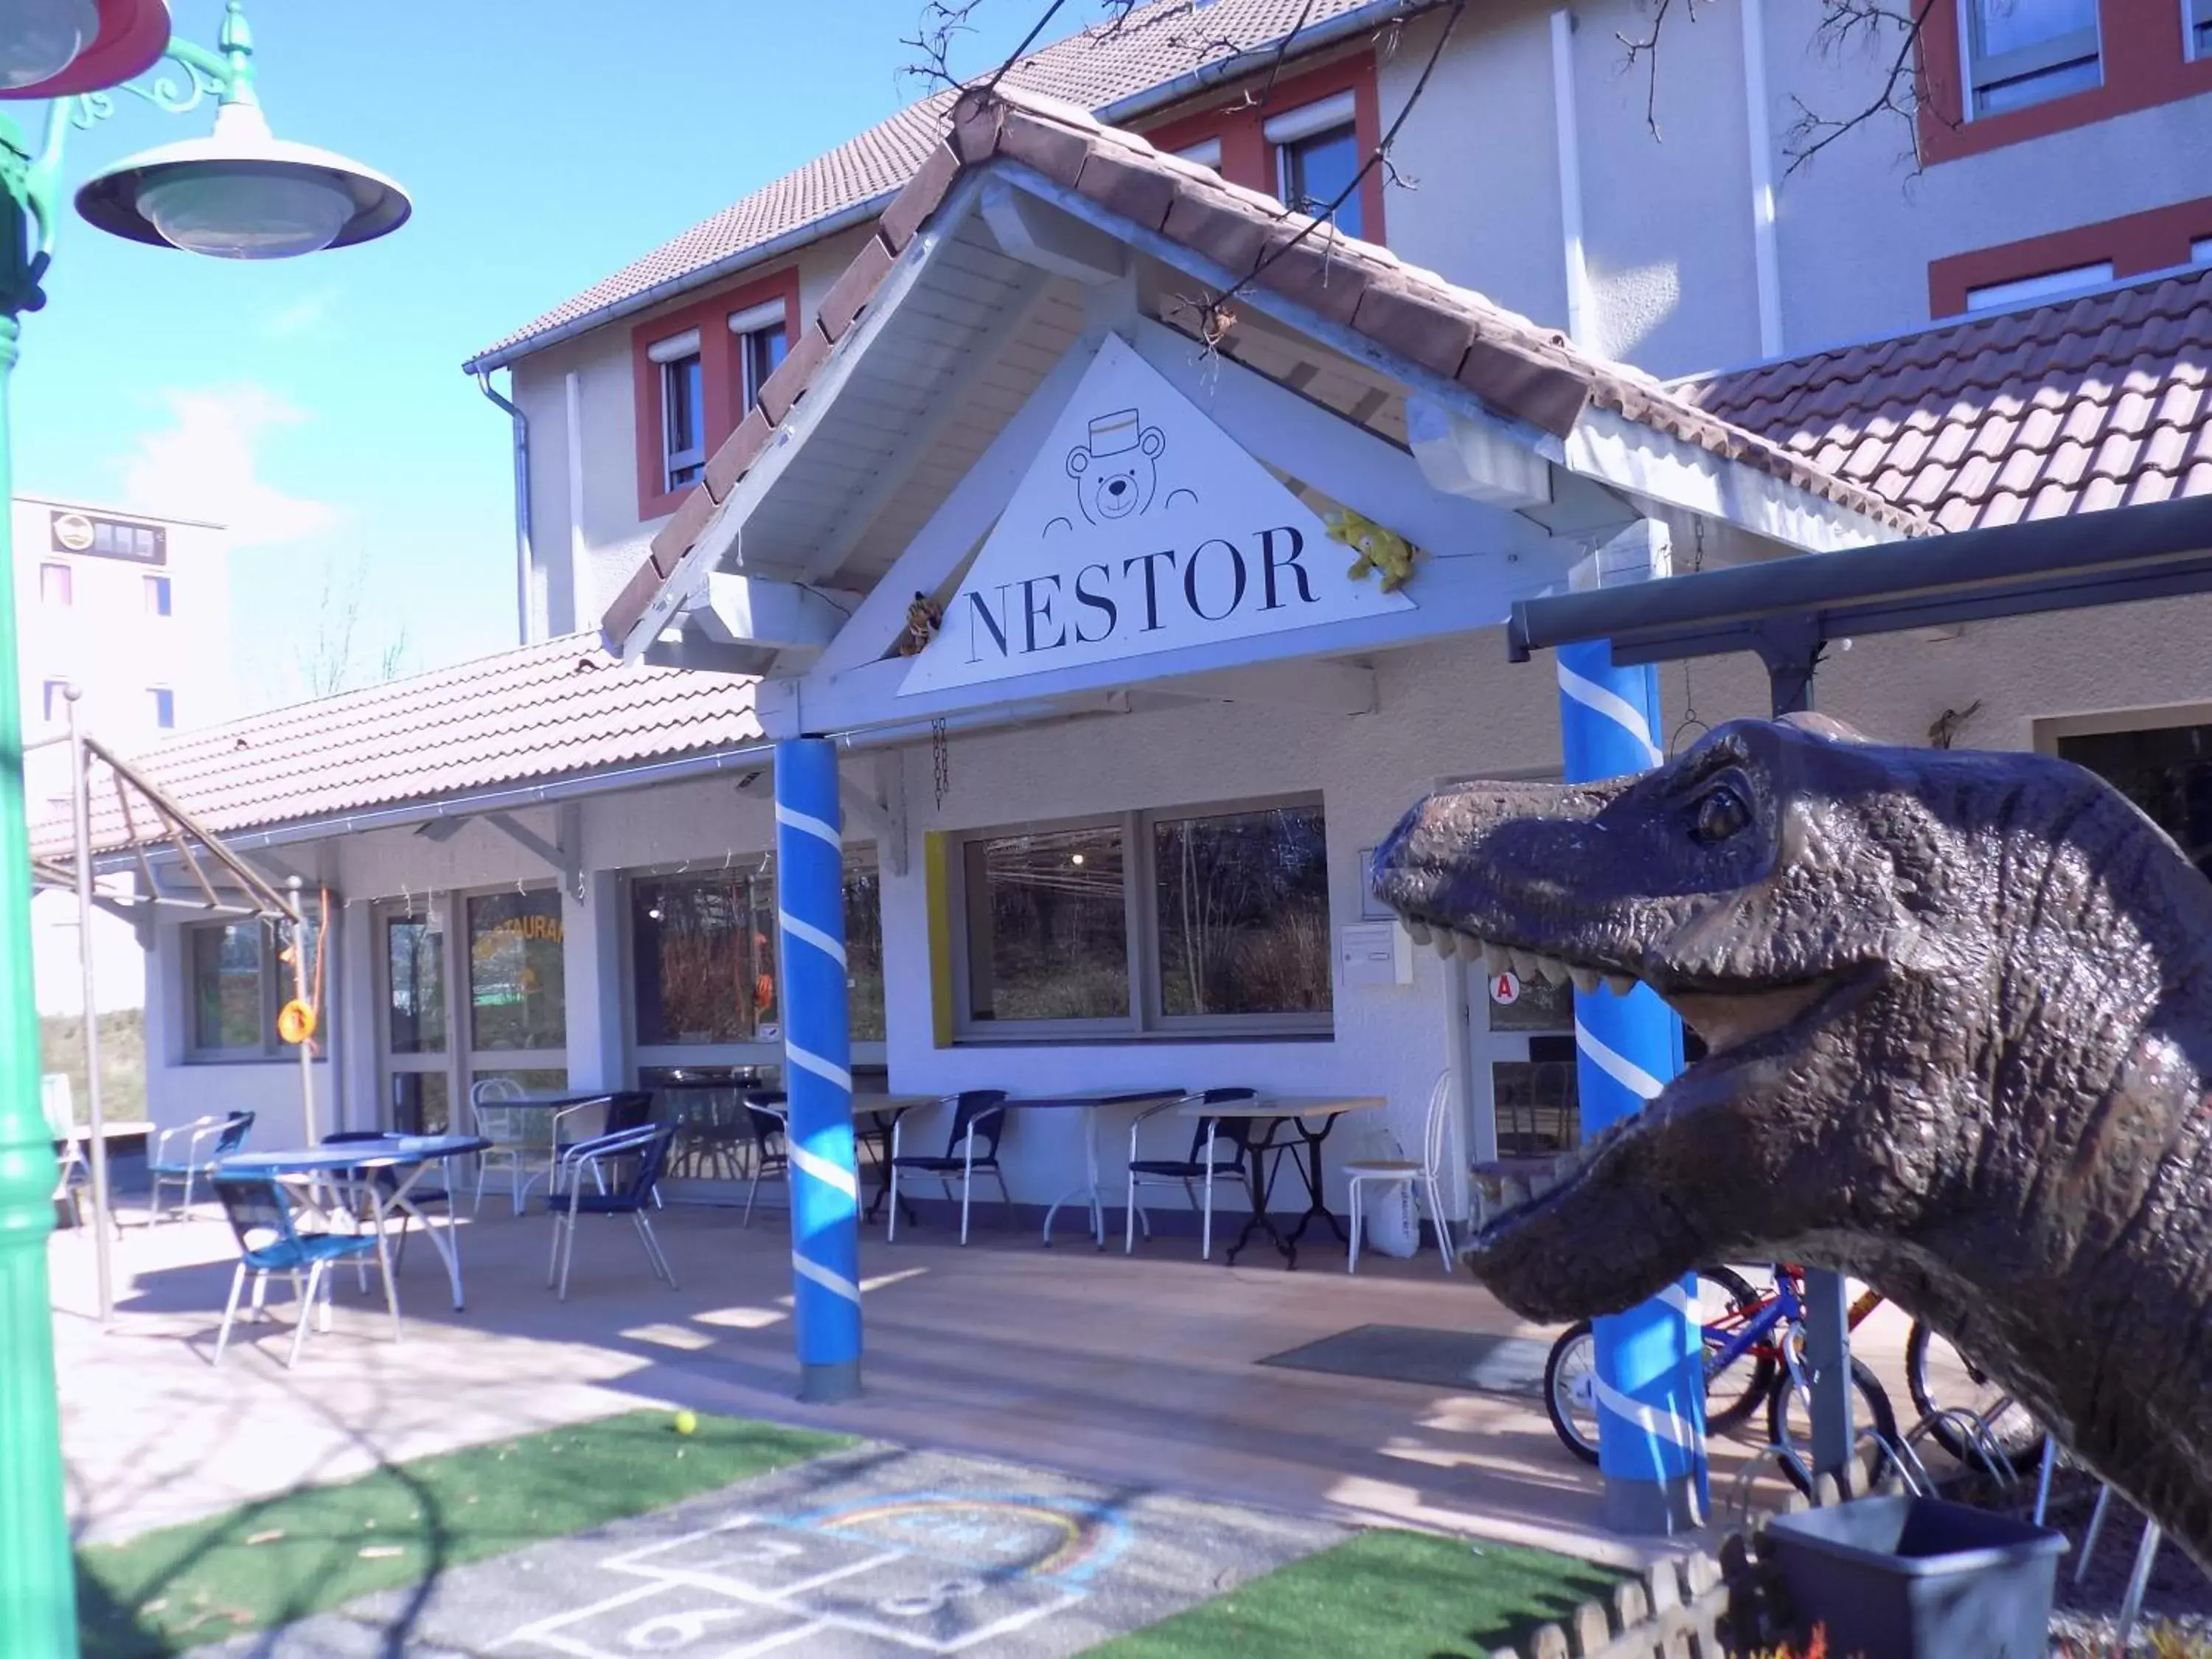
[0,0,170,101]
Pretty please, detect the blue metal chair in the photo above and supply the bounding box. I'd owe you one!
[887,1090,1010,1245]
[737,1092,789,1228]
[1124,1088,1260,1259]
[149,1110,254,1222]
[545,1124,678,1301]
[210,1171,395,1368]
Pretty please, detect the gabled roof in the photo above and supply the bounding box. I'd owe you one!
[600,85,1925,654]
[34,633,762,856]
[1684,268,2212,532]
[463,0,1415,372]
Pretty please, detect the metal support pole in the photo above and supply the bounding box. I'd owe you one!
[0,289,79,1644]
[1759,629,1855,1481]
[1557,639,1708,1532]
[774,740,862,1402]
[288,874,318,1144]
[66,687,114,1325]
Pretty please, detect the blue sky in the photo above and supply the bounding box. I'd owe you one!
[12,1,1087,712]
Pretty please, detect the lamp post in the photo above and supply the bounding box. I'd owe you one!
[0,4,406,1645]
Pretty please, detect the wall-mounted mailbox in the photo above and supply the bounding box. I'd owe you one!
[1339,921,1411,987]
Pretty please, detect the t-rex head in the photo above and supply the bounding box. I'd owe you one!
[1372,717,2212,1498]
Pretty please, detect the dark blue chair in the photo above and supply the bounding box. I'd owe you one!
[210,1171,394,1367]
[545,1124,678,1301]
[1124,1088,1260,1259]
[737,1091,789,1228]
[887,1090,1009,1245]
[150,1110,254,1222]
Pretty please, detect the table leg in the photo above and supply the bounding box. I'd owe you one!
[863,1113,919,1228]
[1278,1119,1347,1255]
[1223,1124,1295,1267]
[1040,1107,1107,1249]
[386,1163,466,1311]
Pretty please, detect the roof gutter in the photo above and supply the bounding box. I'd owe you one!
[474,369,536,644]
[462,196,891,376]
[464,0,1435,377]
[80,738,777,875]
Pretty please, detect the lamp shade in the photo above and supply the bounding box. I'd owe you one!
[75,98,408,258]
[0,0,168,100]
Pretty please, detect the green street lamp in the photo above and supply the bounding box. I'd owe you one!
[0,4,407,1647]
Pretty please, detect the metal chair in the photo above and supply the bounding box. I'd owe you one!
[149,1110,254,1222]
[324,1130,448,1274]
[545,1124,678,1301]
[470,1077,554,1216]
[737,1091,789,1227]
[887,1090,1010,1245]
[43,1074,104,1234]
[1343,1070,1457,1273]
[1124,1087,1259,1259]
[209,1171,396,1367]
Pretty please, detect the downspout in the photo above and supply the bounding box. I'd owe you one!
[1740,0,1784,357]
[1549,10,1590,348]
[473,369,536,644]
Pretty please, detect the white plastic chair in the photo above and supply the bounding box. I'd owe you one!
[469,1077,555,1216]
[1343,1071,1456,1274]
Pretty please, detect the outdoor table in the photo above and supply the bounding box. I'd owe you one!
[1176,1094,1384,1269]
[748,1092,938,1225]
[999,1091,1186,1248]
[218,1134,490,1312]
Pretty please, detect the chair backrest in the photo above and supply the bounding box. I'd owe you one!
[603,1091,656,1135]
[214,1112,254,1156]
[41,1074,72,1140]
[470,1077,526,1109]
[741,1101,787,1155]
[626,1124,678,1201]
[212,1172,303,1258]
[946,1090,1009,1161]
[1189,1088,1259,1158]
[1421,1070,1455,1177]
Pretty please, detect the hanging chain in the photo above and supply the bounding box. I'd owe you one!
[931,717,950,812]
[1669,520,1711,757]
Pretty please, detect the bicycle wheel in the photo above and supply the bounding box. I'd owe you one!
[1904,1321,2047,1472]
[1544,1322,1602,1466]
[1765,1354,1900,1495]
[1696,1265,1779,1435]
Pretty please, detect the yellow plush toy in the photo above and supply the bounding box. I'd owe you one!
[1325,509,1420,593]
[895,592,943,656]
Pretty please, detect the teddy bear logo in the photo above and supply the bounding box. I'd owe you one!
[1065,408,1166,524]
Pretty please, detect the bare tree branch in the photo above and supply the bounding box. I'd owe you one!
[1615,0,1708,142]
[1781,0,1945,175]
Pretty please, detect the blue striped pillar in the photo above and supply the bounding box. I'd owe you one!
[1557,639,1709,1533]
[774,739,863,1402]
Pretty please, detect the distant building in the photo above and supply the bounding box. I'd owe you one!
[13,494,232,1015]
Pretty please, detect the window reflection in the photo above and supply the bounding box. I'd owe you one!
[467,891,566,1051]
[965,827,1130,1020]
[1154,805,1331,1017]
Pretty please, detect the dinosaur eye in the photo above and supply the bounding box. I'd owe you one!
[1692,785,1752,844]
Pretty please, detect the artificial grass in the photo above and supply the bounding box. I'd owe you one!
[74,1408,852,1658]
[1090,1526,1624,1659]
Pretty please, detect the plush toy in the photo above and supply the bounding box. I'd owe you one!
[895,592,942,656]
[1326,509,1420,593]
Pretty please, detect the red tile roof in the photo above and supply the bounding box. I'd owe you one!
[465,0,1408,369]
[37,634,763,855]
[1683,269,2212,532]
[602,86,1924,652]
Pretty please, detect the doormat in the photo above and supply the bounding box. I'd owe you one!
[1258,1324,1553,1397]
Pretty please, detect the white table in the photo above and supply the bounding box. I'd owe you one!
[998,1090,1186,1248]
[1175,1094,1384,1268]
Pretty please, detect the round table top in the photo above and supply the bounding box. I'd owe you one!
[219,1134,490,1174]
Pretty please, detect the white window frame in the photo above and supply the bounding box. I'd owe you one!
[948,793,1335,1044]
[2187,0,2212,60]
[39,561,72,605]
[2195,235,2212,266]
[40,680,65,723]
[1262,91,1356,146]
[1174,136,1223,170]
[1958,0,2102,119]
[149,686,175,728]
[650,328,705,492]
[145,573,172,616]
[1964,260,2112,312]
[728,300,787,417]
[182,917,323,1062]
[622,846,888,1075]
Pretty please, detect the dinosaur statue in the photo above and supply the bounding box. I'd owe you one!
[1371,714,2212,1568]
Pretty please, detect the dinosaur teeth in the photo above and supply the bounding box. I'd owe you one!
[1568,964,1599,994]
[1405,919,1432,945]
[1483,942,1512,975]
[1454,932,1484,963]
[1431,933,1455,959]
[1537,956,1571,987]
[1604,974,1636,996]
[1509,948,1540,979]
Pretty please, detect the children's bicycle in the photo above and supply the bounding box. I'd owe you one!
[1543,1263,1899,1493]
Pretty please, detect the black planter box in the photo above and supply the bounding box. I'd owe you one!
[1764,1493,2067,1658]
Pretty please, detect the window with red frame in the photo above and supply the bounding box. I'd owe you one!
[630,267,799,520]
[1928,194,2212,317]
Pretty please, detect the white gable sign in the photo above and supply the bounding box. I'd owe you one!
[899,333,1413,696]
